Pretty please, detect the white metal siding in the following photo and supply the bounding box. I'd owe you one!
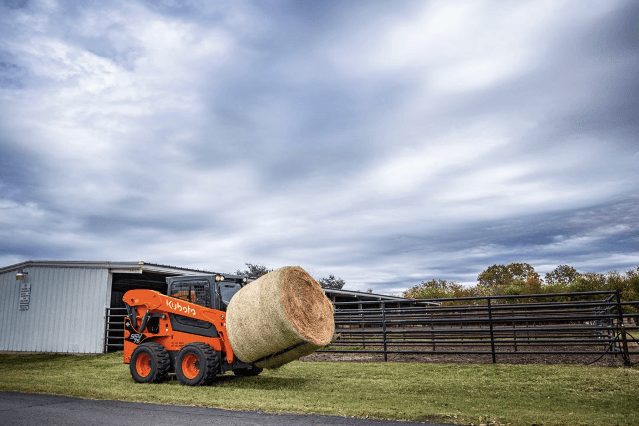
[0,267,110,353]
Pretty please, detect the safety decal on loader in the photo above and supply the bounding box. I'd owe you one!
[124,319,147,345]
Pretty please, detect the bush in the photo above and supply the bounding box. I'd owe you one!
[568,276,597,293]
[402,279,462,299]
[502,280,526,296]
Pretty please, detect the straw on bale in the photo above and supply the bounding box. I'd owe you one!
[225,266,334,369]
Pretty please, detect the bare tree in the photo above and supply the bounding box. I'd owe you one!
[234,262,272,279]
[318,274,346,290]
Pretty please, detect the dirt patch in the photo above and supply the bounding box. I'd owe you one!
[300,345,633,367]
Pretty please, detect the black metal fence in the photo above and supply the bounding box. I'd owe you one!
[319,291,639,365]
[104,291,639,365]
[104,307,127,353]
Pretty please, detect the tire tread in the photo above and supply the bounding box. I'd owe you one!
[130,341,170,384]
[145,342,171,383]
[176,342,220,386]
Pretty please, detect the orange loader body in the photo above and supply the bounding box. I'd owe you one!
[123,289,235,364]
[122,285,261,386]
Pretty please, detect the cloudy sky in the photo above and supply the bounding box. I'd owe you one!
[1,0,637,294]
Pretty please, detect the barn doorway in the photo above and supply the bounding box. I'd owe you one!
[104,271,173,353]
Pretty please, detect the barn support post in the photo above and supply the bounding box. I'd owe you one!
[103,307,109,354]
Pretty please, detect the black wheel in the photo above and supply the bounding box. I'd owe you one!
[233,365,263,376]
[130,342,170,383]
[175,343,220,386]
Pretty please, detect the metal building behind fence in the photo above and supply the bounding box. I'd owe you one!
[0,261,213,354]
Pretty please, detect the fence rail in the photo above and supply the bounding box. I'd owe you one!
[319,290,639,365]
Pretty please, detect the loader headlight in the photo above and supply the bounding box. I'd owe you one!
[242,277,248,283]
[215,275,225,282]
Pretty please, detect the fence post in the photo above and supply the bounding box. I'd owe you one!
[359,303,365,349]
[512,309,518,352]
[430,310,436,351]
[621,325,631,366]
[615,290,631,366]
[488,298,496,364]
[382,302,388,362]
[459,309,464,342]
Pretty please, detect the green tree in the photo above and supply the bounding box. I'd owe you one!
[509,263,541,282]
[569,275,598,293]
[502,280,526,296]
[621,266,639,312]
[477,264,512,287]
[477,263,540,287]
[545,265,581,285]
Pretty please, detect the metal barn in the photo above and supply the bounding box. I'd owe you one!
[0,261,214,354]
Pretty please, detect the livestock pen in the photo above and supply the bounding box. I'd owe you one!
[319,291,639,365]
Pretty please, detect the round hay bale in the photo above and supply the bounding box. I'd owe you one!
[225,266,334,369]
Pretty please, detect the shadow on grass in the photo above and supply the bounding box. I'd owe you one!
[160,374,309,390]
[0,353,79,367]
[216,376,309,390]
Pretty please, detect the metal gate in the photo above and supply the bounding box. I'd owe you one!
[103,307,127,353]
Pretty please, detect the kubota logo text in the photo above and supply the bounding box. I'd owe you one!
[167,300,196,316]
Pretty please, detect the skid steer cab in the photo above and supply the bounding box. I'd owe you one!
[122,274,262,386]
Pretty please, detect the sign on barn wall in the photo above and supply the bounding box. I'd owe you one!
[19,282,31,311]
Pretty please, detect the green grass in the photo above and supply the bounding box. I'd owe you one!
[1,352,637,425]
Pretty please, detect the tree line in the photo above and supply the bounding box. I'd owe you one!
[230,261,639,310]
[402,263,639,310]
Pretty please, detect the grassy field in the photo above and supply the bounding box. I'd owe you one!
[0,352,637,425]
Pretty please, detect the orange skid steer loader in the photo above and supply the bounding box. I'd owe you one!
[122,274,262,386]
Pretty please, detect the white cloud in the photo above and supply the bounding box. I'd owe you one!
[359,121,510,197]
[135,16,233,82]
[1,0,637,294]
[331,0,567,93]
[0,200,48,228]
[574,253,639,272]
[2,3,242,215]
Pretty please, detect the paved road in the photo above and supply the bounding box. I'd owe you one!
[0,392,460,426]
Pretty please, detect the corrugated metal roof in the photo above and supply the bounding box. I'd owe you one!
[322,288,439,306]
[322,288,408,301]
[322,287,409,301]
[0,260,215,275]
